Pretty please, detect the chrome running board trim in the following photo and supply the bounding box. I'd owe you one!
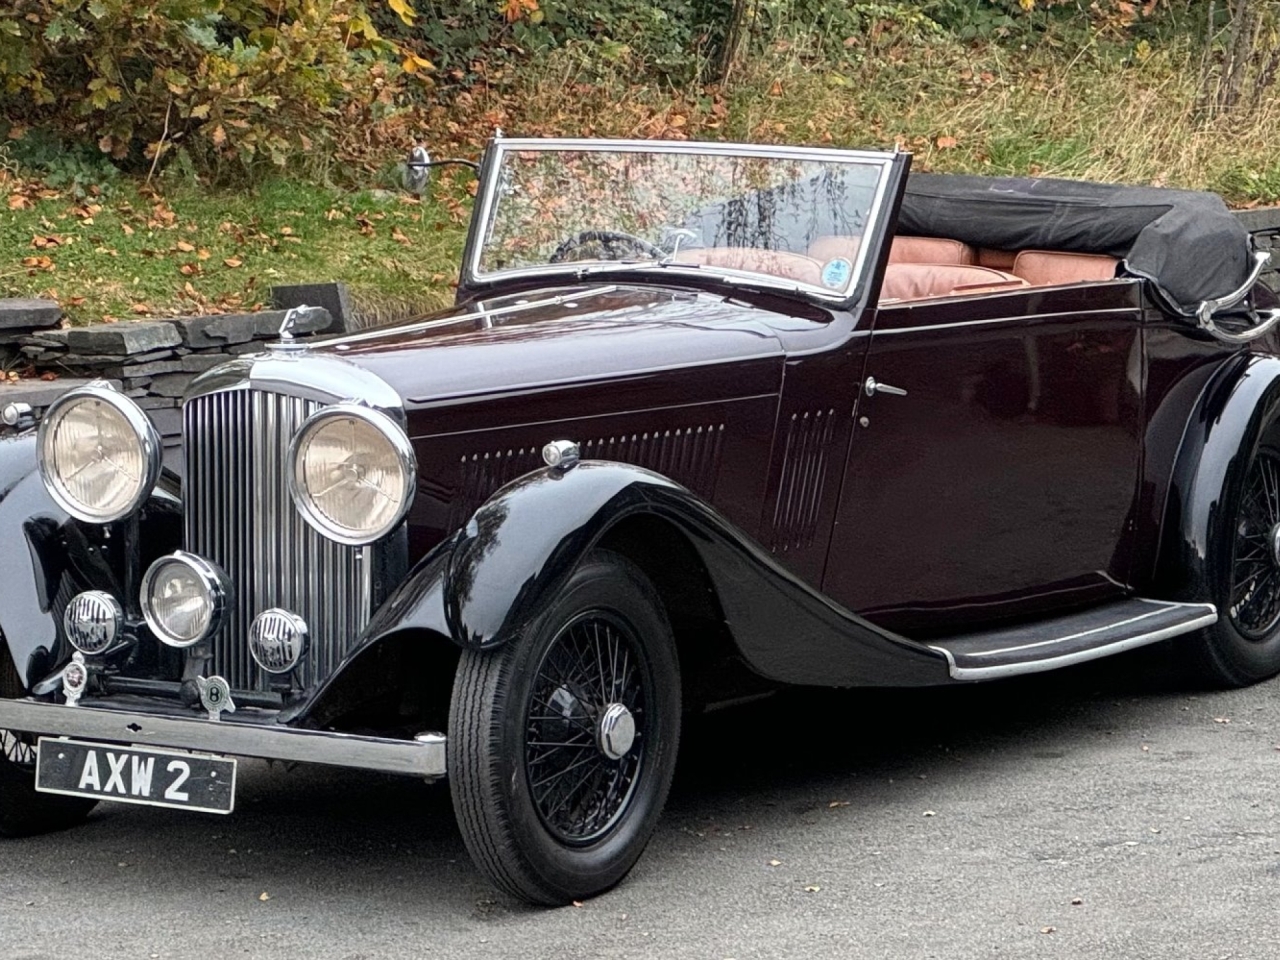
[0,700,446,779]
[929,597,1218,681]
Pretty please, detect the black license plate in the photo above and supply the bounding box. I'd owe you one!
[35,738,236,814]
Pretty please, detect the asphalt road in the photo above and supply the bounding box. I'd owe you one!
[3,648,1279,960]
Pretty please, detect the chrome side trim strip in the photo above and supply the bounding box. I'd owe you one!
[0,700,446,778]
[871,300,1141,336]
[930,607,1218,681]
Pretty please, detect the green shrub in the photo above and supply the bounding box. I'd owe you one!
[0,0,401,179]
[370,0,725,84]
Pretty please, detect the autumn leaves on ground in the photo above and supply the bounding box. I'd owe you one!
[0,173,471,331]
[2,1,1279,332]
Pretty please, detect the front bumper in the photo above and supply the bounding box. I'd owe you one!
[0,699,446,779]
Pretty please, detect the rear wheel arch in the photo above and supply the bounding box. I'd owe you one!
[1158,356,1280,685]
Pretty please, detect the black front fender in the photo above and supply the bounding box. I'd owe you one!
[352,460,948,689]
[0,430,182,691]
[0,431,68,688]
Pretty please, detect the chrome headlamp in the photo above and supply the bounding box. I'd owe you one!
[287,403,416,546]
[140,552,229,648]
[37,383,161,523]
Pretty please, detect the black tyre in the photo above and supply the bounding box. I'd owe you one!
[448,550,680,905]
[1,646,96,838]
[1185,431,1280,687]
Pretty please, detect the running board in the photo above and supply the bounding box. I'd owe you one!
[928,598,1218,681]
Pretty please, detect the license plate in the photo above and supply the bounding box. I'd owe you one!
[35,738,236,814]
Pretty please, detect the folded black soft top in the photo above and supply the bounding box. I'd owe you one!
[900,173,1254,316]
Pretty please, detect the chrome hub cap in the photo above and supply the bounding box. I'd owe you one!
[1270,523,1280,568]
[597,703,636,761]
[524,613,648,845]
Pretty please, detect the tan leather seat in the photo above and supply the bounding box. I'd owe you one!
[978,248,1017,270]
[675,247,824,286]
[807,236,861,264]
[881,263,1030,302]
[1012,251,1118,286]
[890,236,977,265]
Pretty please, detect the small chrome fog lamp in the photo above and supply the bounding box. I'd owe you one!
[63,591,123,655]
[140,551,229,648]
[248,608,309,674]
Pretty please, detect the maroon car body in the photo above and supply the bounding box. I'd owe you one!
[3,137,1280,904]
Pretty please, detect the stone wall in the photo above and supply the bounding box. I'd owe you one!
[0,284,351,469]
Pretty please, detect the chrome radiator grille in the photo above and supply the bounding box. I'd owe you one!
[184,389,372,692]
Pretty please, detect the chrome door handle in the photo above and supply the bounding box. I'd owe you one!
[864,376,907,398]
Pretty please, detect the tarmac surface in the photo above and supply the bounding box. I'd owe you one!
[3,648,1279,960]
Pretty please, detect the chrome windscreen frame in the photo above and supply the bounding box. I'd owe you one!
[461,137,899,308]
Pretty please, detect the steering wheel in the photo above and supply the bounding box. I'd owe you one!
[549,230,665,264]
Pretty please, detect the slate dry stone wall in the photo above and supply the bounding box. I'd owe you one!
[15,310,332,437]
[1,287,350,469]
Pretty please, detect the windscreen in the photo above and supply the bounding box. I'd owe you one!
[473,144,890,297]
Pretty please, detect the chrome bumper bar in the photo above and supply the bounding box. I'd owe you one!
[0,699,446,779]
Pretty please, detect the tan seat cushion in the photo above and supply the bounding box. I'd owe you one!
[977,248,1017,270]
[881,263,1030,302]
[807,235,861,264]
[890,236,977,265]
[1012,250,1119,286]
[674,247,824,286]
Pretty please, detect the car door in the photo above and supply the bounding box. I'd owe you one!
[822,280,1146,636]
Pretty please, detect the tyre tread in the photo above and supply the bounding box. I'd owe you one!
[447,550,678,905]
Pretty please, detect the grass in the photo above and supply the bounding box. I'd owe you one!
[4,26,1280,325]
[0,173,466,326]
[462,30,1280,202]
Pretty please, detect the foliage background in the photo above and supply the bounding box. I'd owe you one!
[2,0,1280,324]
[4,0,1279,187]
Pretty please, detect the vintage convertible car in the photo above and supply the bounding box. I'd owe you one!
[3,137,1280,905]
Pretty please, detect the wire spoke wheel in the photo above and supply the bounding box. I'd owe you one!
[1,729,37,770]
[1229,449,1280,639]
[525,613,648,845]
[448,550,680,904]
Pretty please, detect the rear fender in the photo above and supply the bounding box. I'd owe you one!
[1157,353,1280,599]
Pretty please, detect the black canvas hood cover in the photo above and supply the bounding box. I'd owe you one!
[900,173,1254,316]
